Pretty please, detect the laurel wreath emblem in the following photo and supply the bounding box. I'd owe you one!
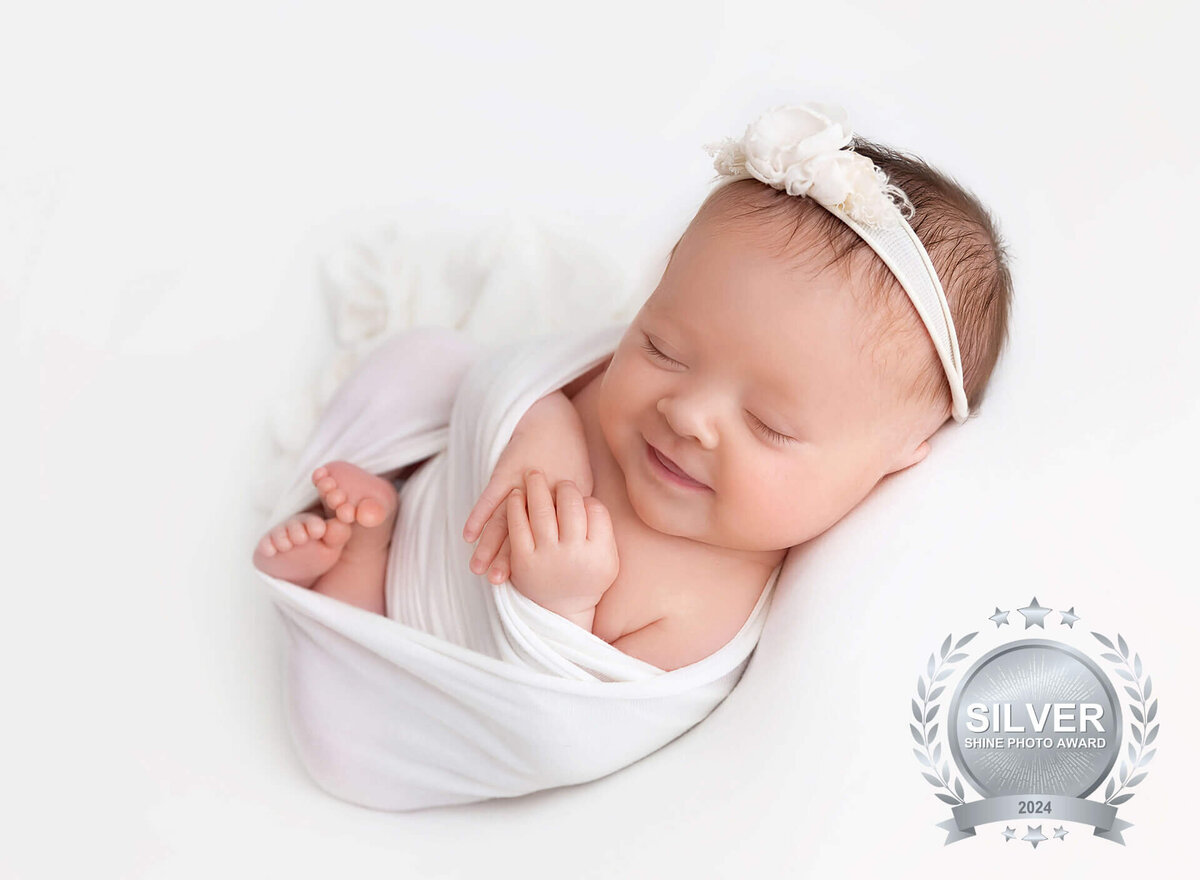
[1093,631,1158,805]
[911,626,1159,812]
[911,631,978,806]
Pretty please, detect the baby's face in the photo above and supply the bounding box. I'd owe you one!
[596,214,938,554]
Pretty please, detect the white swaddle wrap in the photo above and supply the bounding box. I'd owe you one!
[256,322,781,811]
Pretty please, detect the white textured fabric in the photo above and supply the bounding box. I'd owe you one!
[255,323,780,811]
[253,209,647,518]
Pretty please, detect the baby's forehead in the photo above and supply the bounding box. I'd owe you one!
[660,295,925,401]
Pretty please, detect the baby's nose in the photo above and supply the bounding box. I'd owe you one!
[657,397,718,449]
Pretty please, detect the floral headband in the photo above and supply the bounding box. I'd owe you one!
[703,103,969,424]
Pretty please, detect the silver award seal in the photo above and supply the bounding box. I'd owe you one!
[910,599,1159,847]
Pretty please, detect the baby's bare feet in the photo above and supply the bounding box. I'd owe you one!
[252,461,398,593]
[252,512,353,588]
[311,461,399,555]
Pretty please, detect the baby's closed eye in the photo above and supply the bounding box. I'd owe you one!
[749,413,793,445]
[641,338,680,366]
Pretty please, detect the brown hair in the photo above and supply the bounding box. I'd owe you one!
[672,137,1014,425]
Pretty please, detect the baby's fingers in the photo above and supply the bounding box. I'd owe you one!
[486,535,511,584]
[464,481,508,542]
[506,488,535,558]
[523,470,557,545]
[469,509,508,575]
[584,496,614,544]
[555,480,587,543]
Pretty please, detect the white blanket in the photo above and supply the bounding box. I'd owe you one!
[256,323,781,811]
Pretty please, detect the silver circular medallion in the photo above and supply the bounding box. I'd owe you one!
[949,639,1121,797]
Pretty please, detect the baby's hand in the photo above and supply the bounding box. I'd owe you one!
[504,470,618,619]
[463,390,593,583]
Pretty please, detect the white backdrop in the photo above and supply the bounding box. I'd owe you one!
[4,1,1197,877]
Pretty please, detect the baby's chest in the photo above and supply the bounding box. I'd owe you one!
[588,531,675,644]
[589,515,755,650]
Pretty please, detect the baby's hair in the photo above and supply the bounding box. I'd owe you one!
[673,137,1014,426]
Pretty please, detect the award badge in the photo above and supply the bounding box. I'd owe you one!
[911,598,1159,847]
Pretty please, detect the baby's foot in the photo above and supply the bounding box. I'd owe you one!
[311,461,399,555]
[252,512,353,588]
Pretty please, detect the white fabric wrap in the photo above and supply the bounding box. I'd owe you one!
[256,322,781,811]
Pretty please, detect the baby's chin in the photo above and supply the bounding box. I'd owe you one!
[622,463,711,539]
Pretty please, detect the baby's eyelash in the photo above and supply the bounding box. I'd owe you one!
[641,338,681,366]
[750,413,793,445]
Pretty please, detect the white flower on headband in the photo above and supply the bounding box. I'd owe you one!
[703,103,914,228]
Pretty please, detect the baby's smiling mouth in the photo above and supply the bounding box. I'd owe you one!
[645,439,711,490]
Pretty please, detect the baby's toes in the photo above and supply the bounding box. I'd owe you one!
[311,467,340,503]
[286,518,309,545]
[322,518,353,549]
[270,524,293,552]
[257,534,278,558]
[301,513,326,539]
[356,497,386,527]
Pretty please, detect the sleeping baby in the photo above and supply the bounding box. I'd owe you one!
[251,103,1012,672]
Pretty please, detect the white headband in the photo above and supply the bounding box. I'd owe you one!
[703,102,969,424]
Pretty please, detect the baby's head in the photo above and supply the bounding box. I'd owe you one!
[596,134,1012,561]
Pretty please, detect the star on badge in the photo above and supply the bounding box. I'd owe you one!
[1023,825,1047,849]
[1018,597,1051,629]
[989,607,1010,627]
[1052,825,1068,840]
[1059,607,1080,628]
[1001,826,1016,841]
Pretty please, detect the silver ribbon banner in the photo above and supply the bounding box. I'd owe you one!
[937,795,1133,845]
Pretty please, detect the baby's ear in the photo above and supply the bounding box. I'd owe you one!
[888,440,930,475]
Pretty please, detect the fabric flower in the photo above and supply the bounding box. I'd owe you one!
[703,103,914,228]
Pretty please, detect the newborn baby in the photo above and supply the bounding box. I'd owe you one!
[252,119,1012,672]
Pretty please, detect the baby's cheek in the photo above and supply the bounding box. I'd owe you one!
[741,466,802,525]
